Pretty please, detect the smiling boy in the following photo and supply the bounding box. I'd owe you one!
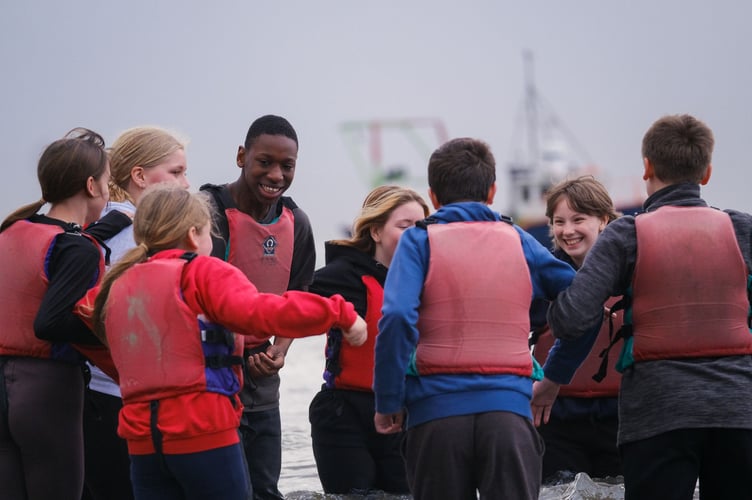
[200,115,315,500]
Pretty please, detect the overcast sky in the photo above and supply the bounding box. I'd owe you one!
[2,1,750,261]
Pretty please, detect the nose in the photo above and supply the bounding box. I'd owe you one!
[267,164,284,183]
[180,174,190,190]
[560,221,575,235]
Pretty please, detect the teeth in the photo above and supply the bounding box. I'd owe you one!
[261,185,281,193]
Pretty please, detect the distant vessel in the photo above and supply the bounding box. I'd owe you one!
[506,50,643,246]
[338,53,643,245]
[339,117,448,190]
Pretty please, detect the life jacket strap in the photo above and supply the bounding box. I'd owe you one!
[200,327,235,348]
[205,355,243,369]
[592,296,631,383]
[149,399,171,474]
[0,358,8,434]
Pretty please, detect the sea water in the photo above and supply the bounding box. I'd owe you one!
[278,337,698,500]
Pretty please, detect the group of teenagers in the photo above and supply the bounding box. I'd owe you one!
[0,112,750,500]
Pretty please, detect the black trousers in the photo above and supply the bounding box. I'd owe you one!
[1,357,85,500]
[621,427,752,500]
[81,388,134,500]
[309,388,408,494]
[537,415,621,483]
[404,412,543,500]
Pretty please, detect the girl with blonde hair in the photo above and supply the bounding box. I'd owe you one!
[83,125,189,500]
[91,185,366,500]
[308,185,429,494]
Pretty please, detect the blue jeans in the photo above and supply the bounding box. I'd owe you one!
[239,408,284,500]
[130,443,250,500]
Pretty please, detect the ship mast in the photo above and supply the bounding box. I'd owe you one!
[507,51,590,224]
[523,49,539,189]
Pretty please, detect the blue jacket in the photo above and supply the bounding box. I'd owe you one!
[373,202,576,428]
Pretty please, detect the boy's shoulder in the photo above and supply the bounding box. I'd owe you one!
[722,208,752,231]
[199,183,231,209]
[723,207,752,219]
[279,196,300,211]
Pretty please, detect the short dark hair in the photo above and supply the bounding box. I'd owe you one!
[545,176,620,224]
[244,115,298,149]
[427,137,496,205]
[641,114,713,184]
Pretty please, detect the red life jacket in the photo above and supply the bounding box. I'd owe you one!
[533,296,623,397]
[225,206,294,295]
[415,221,534,376]
[631,206,752,362]
[105,255,243,404]
[225,206,294,348]
[328,275,382,391]
[0,221,104,360]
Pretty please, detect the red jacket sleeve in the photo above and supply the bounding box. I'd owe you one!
[72,344,119,383]
[73,285,99,331]
[72,285,119,382]
[181,256,357,342]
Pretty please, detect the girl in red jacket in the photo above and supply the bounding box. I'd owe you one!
[91,185,366,500]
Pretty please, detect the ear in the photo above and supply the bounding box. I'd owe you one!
[700,164,712,185]
[428,188,441,210]
[236,146,246,168]
[486,183,497,205]
[185,226,200,252]
[131,166,146,189]
[599,215,609,232]
[85,176,97,198]
[642,158,655,181]
[370,225,382,244]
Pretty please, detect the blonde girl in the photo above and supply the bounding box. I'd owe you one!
[309,185,429,494]
[92,185,365,500]
[83,126,189,500]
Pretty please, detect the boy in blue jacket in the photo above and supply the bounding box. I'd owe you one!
[373,137,577,500]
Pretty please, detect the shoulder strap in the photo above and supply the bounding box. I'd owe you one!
[415,216,438,229]
[180,252,198,263]
[592,296,631,382]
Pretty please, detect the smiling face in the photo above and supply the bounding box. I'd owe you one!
[551,196,607,268]
[371,200,427,268]
[235,134,298,218]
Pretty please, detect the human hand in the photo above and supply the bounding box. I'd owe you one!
[374,411,404,434]
[531,377,561,427]
[342,315,367,346]
[247,344,286,378]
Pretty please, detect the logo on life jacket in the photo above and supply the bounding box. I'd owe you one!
[262,235,278,256]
